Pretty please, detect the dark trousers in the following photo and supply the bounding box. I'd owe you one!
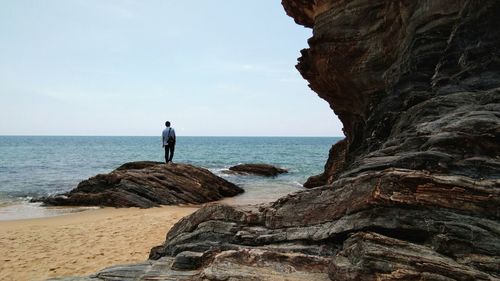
[164,144,175,163]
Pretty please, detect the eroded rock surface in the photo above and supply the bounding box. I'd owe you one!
[146,0,500,279]
[53,0,500,280]
[304,138,347,188]
[39,161,244,208]
[228,164,288,177]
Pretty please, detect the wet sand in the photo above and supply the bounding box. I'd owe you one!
[0,206,198,281]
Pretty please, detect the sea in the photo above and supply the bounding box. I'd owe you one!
[0,136,341,220]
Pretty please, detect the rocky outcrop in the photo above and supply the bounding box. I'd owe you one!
[144,0,499,279]
[39,161,244,208]
[304,138,347,187]
[288,0,500,183]
[48,250,331,281]
[227,164,288,177]
[52,0,500,280]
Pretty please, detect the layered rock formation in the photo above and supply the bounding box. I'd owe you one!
[227,164,288,177]
[39,161,244,208]
[50,0,500,280]
[304,138,347,187]
[147,0,499,279]
[297,0,500,188]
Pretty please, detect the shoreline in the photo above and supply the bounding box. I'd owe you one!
[0,201,101,222]
[0,205,199,281]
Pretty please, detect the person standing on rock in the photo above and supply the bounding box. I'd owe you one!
[162,121,176,163]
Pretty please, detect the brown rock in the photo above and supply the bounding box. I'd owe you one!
[329,232,494,281]
[39,161,244,208]
[145,0,500,279]
[171,251,205,270]
[228,164,288,177]
[304,138,347,188]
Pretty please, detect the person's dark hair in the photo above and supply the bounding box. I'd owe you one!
[165,121,171,127]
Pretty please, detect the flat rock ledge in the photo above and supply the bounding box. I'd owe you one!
[227,164,288,177]
[38,161,244,208]
[47,248,331,281]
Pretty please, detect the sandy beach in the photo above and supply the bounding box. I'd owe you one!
[0,206,198,281]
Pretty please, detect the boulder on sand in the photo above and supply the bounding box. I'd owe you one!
[227,164,288,177]
[39,161,244,208]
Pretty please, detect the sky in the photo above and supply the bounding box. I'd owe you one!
[0,0,343,137]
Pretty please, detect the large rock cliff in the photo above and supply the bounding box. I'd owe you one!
[299,0,500,188]
[54,1,500,280]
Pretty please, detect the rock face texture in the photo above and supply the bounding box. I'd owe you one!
[228,164,288,177]
[40,161,244,208]
[304,138,347,188]
[295,0,500,188]
[52,0,500,280]
[146,0,499,279]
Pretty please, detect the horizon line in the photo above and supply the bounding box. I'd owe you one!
[0,134,344,138]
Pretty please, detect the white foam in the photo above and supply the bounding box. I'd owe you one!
[0,202,98,221]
